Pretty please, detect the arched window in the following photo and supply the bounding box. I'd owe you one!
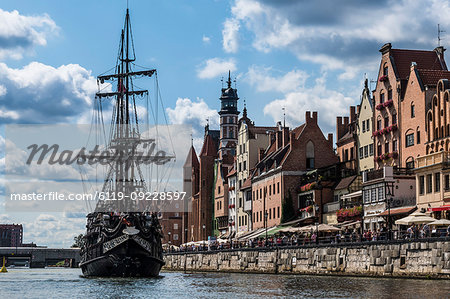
[380,91,385,103]
[405,157,415,169]
[306,141,314,169]
[383,63,388,76]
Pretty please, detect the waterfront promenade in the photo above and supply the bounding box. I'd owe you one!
[163,238,450,278]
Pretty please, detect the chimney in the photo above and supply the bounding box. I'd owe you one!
[289,131,295,150]
[282,127,290,147]
[434,46,445,62]
[379,43,392,55]
[357,105,361,115]
[312,111,318,124]
[350,106,356,123]
[275,123,283,150]
[305,111,311,123]
[343,117,349,131]
[328,133,333,148]
[336,116,343,140]
[258,148,265,162]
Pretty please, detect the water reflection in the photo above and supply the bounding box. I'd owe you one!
[1,268,449,298]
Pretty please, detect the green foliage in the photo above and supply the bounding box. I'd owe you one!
[71,233,84,248]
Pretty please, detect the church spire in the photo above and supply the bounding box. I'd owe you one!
[227,70,232,88]
[243,99,247,118]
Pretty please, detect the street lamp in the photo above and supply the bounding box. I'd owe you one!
[385,181,395,240]
[202,224,206,250]
[263,187,268,246]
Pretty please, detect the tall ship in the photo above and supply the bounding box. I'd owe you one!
[79,8,173,277]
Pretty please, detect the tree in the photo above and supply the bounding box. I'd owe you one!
[72,234,84,248]
[281,190,295,223]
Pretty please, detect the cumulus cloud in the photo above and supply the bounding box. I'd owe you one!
[222,18,240,53]
[22,212,85,247]
[197,57,237,79]
[246,65,308,93]
[0,8,58,60]
[226,0,450,78]
[0,62,97,123]
[166,97,219,133]
[263,75,354,133]
[166,97,220,152]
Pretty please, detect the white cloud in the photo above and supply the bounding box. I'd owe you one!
[0,62,97,123]
[263,75,354,133]
[0,9,58,60]
[202,35,211,43]
[246,65,308,93]
[197,57,237,79]
[166,97,220,153]
[166,97,219,134]
[222,18,240,53]
[226,0,450,77]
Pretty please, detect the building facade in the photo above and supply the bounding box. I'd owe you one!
[252,111,338,230]
[373,43,447,169]
[336,106,358,172]
[235,108,274,234]
[0,224,23,247]
[362,166,415,231]
[356,79,375,173]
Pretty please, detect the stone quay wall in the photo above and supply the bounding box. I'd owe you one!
[163,239,450,278]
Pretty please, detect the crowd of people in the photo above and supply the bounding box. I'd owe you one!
[164,224,450,253]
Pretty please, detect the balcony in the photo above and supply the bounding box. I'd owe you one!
[363,166,414,183]
[323,201,340,213]
[416,151,450,169]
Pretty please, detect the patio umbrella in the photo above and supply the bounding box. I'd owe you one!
[317,224,340,232]
[428,219,450,226]
[395,211,435,225]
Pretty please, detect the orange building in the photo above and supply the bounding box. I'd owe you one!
[373,43,446,168]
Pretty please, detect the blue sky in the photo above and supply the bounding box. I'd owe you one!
[1,0,450,247]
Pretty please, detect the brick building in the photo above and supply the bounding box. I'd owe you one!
[373,43,447,168]
[188,126,219,241]
[182,145,199,243]
[160,212,183,246]
[0,224,23,247]
[336,106,358,172]
[251,111,338,230]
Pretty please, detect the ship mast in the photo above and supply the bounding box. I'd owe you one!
[94,9,156,212]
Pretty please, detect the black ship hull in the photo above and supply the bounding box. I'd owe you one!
[80,238,164,277]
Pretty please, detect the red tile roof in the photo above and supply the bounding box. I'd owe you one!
[199,134,217,157]
[292,124,306,139]
[378,206,416,217]
[390,49,445,80]
[417,69,450,86]
[241,178,252,189]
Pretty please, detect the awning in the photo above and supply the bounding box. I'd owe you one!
[341,190,362,200]
[429,205,450,212]
[378,206,416,217]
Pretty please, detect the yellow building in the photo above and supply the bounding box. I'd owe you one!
[235,108,274,234]
[356,79,375,173]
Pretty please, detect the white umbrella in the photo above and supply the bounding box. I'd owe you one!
[395,211,435,225]
[428,219,450,226]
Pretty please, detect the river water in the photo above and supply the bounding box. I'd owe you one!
[0,268,449,298]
